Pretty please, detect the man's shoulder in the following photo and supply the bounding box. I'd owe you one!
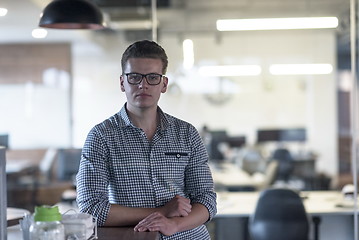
[163,111,189,125]
[162,111,196,132]
[92,112,122,133]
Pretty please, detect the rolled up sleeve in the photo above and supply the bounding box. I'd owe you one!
[76,127,111,226]
[185,126,217,221]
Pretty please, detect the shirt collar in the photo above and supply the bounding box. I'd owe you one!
[118,103,171,131]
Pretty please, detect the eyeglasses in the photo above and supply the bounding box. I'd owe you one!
[125,73,164,85]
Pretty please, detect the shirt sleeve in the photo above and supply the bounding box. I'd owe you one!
[185,125,217,221]
[76,126,111,226]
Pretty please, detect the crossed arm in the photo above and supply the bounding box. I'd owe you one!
[104,195,209,236]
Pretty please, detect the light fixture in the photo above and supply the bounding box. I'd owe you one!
[39,0,104,29]
[0,7,7,17]
[183,39,194,70]
[199,65,262,77]
[32,28,48,39]
[217,17,339,31]
[269,64,333,75]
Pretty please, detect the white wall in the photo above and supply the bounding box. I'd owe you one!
[0,26,338,177]
[68,29,337,176]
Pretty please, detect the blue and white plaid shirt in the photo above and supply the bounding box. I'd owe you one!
[76,104,217,240]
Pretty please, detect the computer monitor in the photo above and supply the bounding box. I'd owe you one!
[210,130,228,141]
[257,129,281,143]
[280,128,306,142]
[256,128,306,143]
[0,134,9,149]
[208,130,228,161]
[225,136,246,148]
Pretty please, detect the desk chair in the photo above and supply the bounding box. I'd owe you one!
[249,188,310,240]
[0,134,9,149]
[57,148,82,182]
[56,148,82,204]
[256,161,278,190]
[271,148,294,183]
[240,149,266,175]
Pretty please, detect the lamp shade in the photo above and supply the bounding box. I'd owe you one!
[39,0,104,29]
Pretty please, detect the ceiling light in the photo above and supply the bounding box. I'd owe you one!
[109,20,153,30]
[217,17,339,31]
[32,28,48,39]
[269,64,333,75]
[0,8,7,17]
[183,39,194,70]
[39,0,104,29]
[199,65,262,77]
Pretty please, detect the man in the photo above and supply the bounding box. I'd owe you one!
[76,40,217,239]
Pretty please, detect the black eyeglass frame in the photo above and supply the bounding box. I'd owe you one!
[124,73,165,86]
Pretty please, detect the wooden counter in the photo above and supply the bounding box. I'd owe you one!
[7,225,160,240]
[97,227,159,240]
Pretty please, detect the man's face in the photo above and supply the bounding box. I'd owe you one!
[120,58,168,111]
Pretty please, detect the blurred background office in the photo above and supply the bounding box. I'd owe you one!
[0,0,354,213]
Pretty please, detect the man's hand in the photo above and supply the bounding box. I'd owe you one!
[134,212,178,236]
[134,203,209,237]
[160,195,192,217]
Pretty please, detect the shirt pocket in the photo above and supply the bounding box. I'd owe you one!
[161,151,190,180]
[164,152,189,158]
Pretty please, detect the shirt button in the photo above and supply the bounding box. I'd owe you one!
[176,154,181,158]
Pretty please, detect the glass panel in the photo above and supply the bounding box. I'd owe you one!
[0,44,72,149]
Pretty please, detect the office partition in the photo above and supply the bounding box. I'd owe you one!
[0,147,7,240]
[350,1,359,239]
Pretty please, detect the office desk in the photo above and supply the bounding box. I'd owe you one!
[6,159,38,174]
[7,225,159,240]
[98,227,159,240]
[210,163,264,190]
[5,149,45,174]
[214,191,357,240]
[7,207,30,227]
[217,191,354,216]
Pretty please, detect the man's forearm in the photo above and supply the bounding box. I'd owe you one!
[104,204,159,226]
[104,195,193,226]
[171,203,209,233]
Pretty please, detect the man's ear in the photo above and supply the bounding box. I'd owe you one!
[161,76,168,93]
[120,75,125,92]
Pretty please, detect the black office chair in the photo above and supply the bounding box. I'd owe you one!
[249,188,310,240]
[57,148,82,182]
[0,134,9,149]
[56,148,82,204]
[271,148,294,182]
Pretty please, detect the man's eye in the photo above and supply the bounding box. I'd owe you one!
[149,75,160,80]
[130,75,140,80]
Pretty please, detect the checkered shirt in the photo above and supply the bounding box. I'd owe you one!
[76,104,217,240]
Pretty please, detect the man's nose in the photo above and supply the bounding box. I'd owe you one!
[138,76,149,88]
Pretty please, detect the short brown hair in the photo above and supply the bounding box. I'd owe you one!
[121,40,168,74]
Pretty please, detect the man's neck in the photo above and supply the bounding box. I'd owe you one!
[126,105,158,140]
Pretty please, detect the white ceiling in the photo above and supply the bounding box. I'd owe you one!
[0,0,351,47]
[92,0,350,33]
[28,0,351,30]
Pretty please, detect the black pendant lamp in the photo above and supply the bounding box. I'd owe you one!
[39,0,104,29]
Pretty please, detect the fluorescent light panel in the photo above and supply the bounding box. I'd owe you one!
[183,39,194,70]
[109,20,153,30]
[269,64,333,75]
[199,65,262,77]
[32,28,48,39]
[217,17,339,31]
[0,8,8,17]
